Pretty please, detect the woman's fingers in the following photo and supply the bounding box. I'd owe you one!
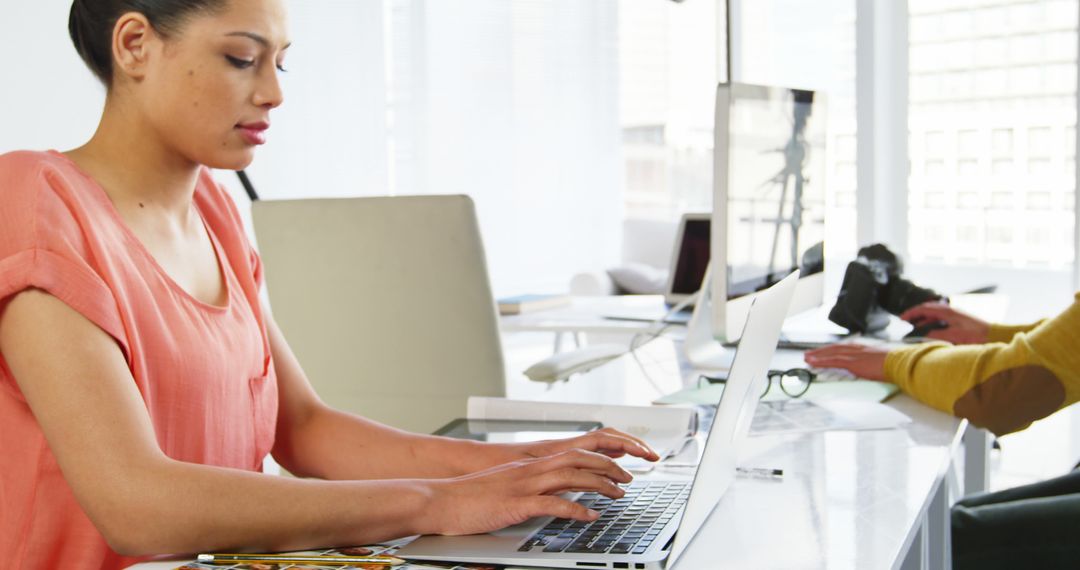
[805,353,859,367]
[805,343,872,362]
[520,495,600,523]
[531,467,626,499]
[596,427,654,454]
[805,343,889,381]
[537,449,633,484]
[529,428,660,463]
[578,430,659,461]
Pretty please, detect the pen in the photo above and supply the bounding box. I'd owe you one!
[656,462,784,478]
[736,466,784,478]
[196,553,406,566]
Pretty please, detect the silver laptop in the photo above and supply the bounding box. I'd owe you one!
[397,270,800,570]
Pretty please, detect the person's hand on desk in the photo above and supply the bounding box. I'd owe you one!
[804,344,890,381]
[900,302,990,345]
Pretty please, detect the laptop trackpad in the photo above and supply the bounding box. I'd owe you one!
[398,531,528,557]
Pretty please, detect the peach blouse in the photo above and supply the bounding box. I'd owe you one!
[0,150,278,569]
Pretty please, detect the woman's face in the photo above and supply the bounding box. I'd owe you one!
[128,0,290,170]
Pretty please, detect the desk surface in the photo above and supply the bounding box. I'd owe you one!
[499,295,670,334]
[499,338,967,570]
[671,395,962,569]
[500,293,1009,339]
[133,329,971,570]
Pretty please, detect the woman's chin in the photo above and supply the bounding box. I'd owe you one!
[202,148,257,172]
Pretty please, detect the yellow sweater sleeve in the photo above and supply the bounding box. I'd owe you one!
[884,293,1080,436]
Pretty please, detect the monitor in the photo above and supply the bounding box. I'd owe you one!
[711,83,827,342]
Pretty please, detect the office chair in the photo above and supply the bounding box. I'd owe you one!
[251,195,507,434]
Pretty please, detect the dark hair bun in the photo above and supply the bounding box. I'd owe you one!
[69,0,114,84]
[68,0,227,86]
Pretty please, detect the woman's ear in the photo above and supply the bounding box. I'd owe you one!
[111,12,157,83]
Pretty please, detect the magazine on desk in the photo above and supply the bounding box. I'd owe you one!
[175,544,496,569]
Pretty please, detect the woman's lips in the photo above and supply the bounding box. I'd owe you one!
[237,122,269,145]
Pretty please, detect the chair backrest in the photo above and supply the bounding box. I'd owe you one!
[252,195,506,434]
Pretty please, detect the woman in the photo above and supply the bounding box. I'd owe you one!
[0,1,658,568]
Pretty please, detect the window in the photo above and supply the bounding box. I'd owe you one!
[618,0,858,276]
[733,0,858,266]
[908,0,1077,272]
[619,0,721,221]
[382,0,624,295]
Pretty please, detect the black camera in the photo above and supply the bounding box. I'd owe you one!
[828,244,944,334]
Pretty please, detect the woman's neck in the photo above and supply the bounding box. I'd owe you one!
[67,97,202,223]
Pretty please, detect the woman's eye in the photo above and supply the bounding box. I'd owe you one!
[276,63,289,73]
[226,55,255,69]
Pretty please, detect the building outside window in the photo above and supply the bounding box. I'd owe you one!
[908,0,1077,274]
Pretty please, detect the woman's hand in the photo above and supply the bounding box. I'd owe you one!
[900,302,989,345]
[804,343,891,381]
[422,449,633,536]
[516,427,661,461]
[467,427,661,473]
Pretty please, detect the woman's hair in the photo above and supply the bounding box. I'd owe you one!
[69,0,228,85]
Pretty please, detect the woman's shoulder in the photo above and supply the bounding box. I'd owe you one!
[0,150,75,212]
[0,150,108,250]
[0,148,74,171]
[0,149,64,183]
[0,150,90,199]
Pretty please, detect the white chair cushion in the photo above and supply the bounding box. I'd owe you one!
[607,262,669,295]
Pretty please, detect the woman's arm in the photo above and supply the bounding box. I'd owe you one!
[807,293,1080,436]
[265,313,484,479]
[267,312,658,481]
[0,290,628,556]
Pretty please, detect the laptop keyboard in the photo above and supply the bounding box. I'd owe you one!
[518,481,690,556]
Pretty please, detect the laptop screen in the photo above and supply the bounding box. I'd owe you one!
[670,218,711,296]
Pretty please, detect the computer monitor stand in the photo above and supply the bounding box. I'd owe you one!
[683,266,736,371]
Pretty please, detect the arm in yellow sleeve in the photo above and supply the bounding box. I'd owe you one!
[885,293,1080,436]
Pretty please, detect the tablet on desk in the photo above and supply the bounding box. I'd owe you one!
[433,418,603,444]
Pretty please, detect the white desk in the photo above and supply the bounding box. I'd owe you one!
[498,338,974,570]
[499,295,670,335]
[671,396,966,570]
[134,322,989,570]
[499,296,670,352]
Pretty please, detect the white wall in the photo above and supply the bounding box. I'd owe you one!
[0,2,387,242]
[0,3,105,153]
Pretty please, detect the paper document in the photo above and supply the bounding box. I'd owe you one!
[466,397,698,458]
[749,399,911,435]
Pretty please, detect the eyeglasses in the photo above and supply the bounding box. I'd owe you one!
[762,368,816,398]
[700,368,817,399]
